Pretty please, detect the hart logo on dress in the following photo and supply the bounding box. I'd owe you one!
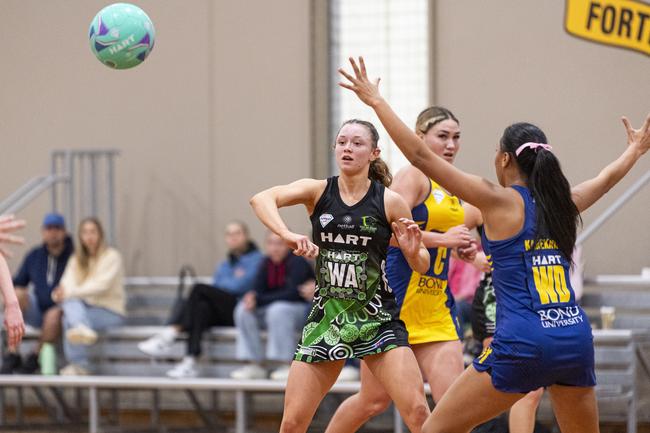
[319,213,334,228]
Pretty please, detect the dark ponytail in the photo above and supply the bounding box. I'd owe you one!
[339,119,392,187]
[500,123,581,263]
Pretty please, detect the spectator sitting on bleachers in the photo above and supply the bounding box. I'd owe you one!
[138,221,263,379]
[51,217,125,376]
[230,231,315,380]
[1,213,73,375]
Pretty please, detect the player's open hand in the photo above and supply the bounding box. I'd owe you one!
[0,215,26,258]
[242,291,256,311]
[392,217,422,258]
[338,57,383,108]
[622,113,650,155]
[4,302,24,352]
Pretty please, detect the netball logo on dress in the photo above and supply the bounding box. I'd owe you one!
[337,215,355,230]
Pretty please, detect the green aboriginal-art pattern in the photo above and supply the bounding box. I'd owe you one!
[340,324,360,343]
[359,322,381,342]
[296,247,402,362]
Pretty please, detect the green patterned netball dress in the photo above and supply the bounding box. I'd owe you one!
[295,176,410,362]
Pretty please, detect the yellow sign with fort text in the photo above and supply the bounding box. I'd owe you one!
[565,0,650,56]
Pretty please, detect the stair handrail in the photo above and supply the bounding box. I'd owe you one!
[577,169,650,245]
[0,174,69,215]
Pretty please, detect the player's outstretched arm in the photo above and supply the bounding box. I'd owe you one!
[571,114,650,213]
[338,56,506,213]
[250,178,326,258]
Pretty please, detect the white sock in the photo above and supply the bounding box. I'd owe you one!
[181,356,195,365]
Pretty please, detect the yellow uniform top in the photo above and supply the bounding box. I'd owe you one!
[386,180,465,344]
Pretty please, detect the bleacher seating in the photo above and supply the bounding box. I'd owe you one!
[581,287,650,330]
[1,280,649,433]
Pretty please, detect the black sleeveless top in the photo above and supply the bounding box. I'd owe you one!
[294,177,409,362]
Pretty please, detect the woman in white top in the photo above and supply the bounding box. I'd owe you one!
[52,217,125,375]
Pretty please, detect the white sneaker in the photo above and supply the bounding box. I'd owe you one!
[138,331,176,357]
[23,324,40,335]
[60,363,89,376]
[230,364,267,380]
[166,357,198,379]
[66,325,98,345]
[337,365,360,382]
[269,365,291,381]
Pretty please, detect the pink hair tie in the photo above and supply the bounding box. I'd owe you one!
[515,142,553,156]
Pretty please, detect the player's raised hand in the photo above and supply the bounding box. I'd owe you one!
[392,217,422,258]
[338,57,383,108]
[621,113,650,155]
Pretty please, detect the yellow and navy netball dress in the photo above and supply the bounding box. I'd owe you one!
[386,179,464,344]
[294,177,409,362]
[474,185,595,393]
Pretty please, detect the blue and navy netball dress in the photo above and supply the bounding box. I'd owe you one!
[474,185,596,393]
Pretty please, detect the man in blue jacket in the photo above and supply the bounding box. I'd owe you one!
[1,213,74,374]
[231,231,315,380]
[138,221,263,378]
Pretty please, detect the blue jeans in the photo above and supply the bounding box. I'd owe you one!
[61,299,124,370]
[24,291,46,328]
[234,301,307,363]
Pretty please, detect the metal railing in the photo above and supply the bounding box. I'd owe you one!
[576,169,650,286]
[0,149,119,245]
[125,276,213,286]
[577,169,650,246]
[0,175,67,215]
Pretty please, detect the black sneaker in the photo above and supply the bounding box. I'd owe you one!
[17,353,39,374]
[0,353,22,374]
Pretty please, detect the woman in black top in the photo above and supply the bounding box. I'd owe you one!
[251,119,431,433]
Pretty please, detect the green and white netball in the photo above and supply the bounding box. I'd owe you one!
[89,3,155,69]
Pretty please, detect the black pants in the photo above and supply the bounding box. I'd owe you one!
[176,284,237,357]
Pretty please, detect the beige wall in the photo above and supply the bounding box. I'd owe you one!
[0,1,647,278]
[0,0,312,276]
[432,1,650,274]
